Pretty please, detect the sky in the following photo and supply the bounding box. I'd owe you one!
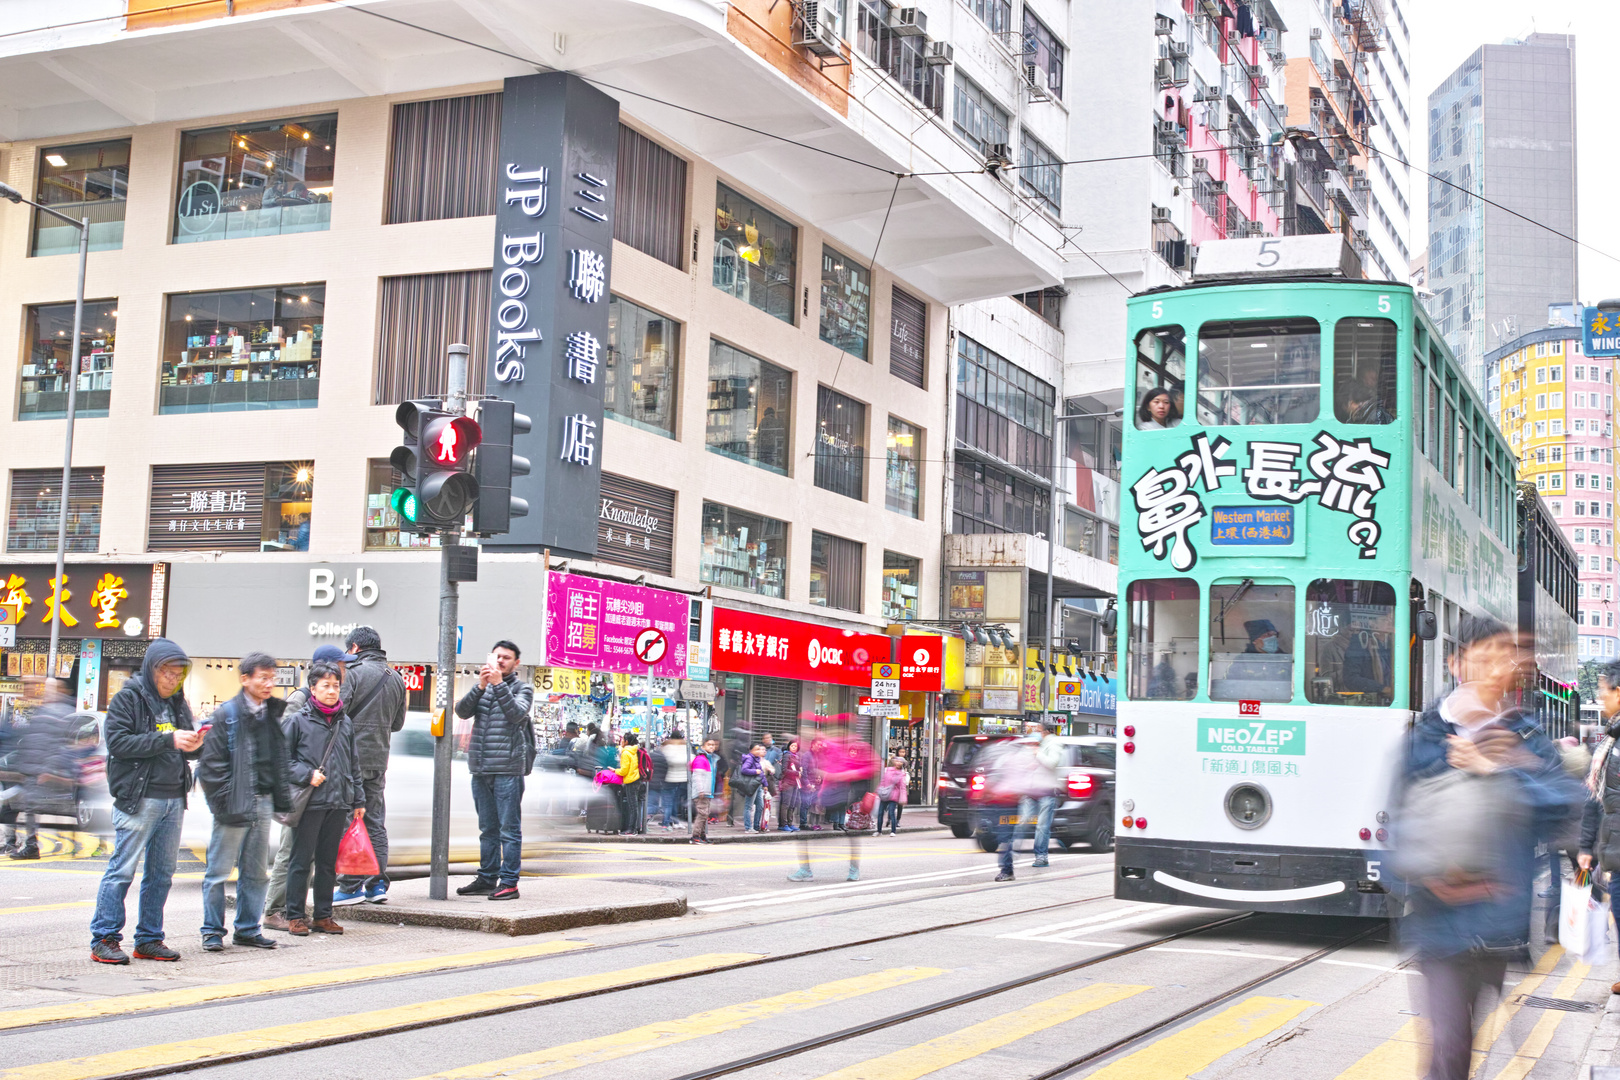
[1406,0,1620,302]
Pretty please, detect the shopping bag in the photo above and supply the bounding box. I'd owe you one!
[1559,879,1592,956]
[334,816,379,877]
[594,769,624,786]
[1582,899,1614,967]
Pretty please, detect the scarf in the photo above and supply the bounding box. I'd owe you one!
[309,695,343,722]
[1590,729,1619,802]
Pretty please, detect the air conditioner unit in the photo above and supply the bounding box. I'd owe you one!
[1155,14,1175,36]
[887,7,927,36]
[1227,30,1242,44]
[1157,119,1181,137]
[1255,74,1269,88]
[1323,77,1342,92]
[1024,64,1052,101]
[1310,27,1323,39]
[1209,179,1228,193]
[1155,58,1177,85]
[1192,157,1210,173]
[986,142,1014,175]
[1167,40,1189,58]
[924,40,954,66]
[1152,205,1172,223]
[1165,238,1190,269]
[794,2,843,56]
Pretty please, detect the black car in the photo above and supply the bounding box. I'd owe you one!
[960,735,1116,853]
[935,733,1013,838]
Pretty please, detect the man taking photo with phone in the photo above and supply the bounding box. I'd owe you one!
[455,641,534,901]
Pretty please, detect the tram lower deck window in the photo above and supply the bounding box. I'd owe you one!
[1304,580,1396,705]
[1126,578,1199,700]
[1209,581,1294,702]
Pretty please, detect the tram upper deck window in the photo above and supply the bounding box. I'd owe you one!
[1126,578,1199,700]
[1196,318,1320,426]
[1135,326,1185,430]
[1304,580,1396,706]
[1209,581,1295,702]
[1334,318,1398,424]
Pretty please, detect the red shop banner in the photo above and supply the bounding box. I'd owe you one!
[898,635,944,692]
[712,607,892,687]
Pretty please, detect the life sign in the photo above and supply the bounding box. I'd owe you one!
[1197,720,1306,756]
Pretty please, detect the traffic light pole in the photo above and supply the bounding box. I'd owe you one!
[429,344,470,901]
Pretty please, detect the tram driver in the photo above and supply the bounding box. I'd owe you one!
[1223,618,1293,695]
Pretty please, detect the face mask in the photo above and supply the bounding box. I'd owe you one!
[1260,637,1281,654]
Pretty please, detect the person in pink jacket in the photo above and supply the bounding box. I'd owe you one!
[877,756,909,835]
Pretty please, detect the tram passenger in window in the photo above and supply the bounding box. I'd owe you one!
[1226,619,1292,687]
[1339,363,1394,424]
[1137,387,1180,430]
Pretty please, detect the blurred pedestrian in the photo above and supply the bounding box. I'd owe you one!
[3,679,78,861]
[455,640,535,901]
[195,653,290,952]
[778,740,802,833]
[282,660,365,935]
[89,639,202,964]
[977,737,1054,882]
[789,722,874,882]
[1579,661,1620,988]
[737,742,767,832]
[265,643,348,933]
[1395,617,1582,1079]
[656,731,689,829]
[1020,720,1065,868]
[614,732,650,834]
[878,756,909,836]
[330,627,406,908]
[690,737,720,844]
[803,736,827,830]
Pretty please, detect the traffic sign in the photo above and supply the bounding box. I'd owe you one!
[872,662,897,680]
[871,660,899,700]
[0,626,13,648]
[1055,680,1081,712]
[0,600,19,625]
[858,697,903,718]
[634,627,669,665]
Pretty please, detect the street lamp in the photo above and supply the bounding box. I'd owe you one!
[1041,405,1124,727]
[0,180,90,675]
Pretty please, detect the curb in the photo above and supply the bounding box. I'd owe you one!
[1581,989,1620,1078]
[343,893,688,936]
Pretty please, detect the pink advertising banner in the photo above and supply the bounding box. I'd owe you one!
[544,571,689,677]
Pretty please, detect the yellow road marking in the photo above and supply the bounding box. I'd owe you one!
[0,939,593,1032]
[1468,945,1564,1078]
[0,952,762,1080]
[807,982,1151,1080]
[1484,961,1592,1080]
[409,966,946,1080]
[1085,996,1317,1079]
[0,901,91,916]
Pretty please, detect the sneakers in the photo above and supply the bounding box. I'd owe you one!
[91,938,130,965]
[331,888,367,907]
[1032,858,1050,868]
[263,912,290,932]
[287,918,311,936]
[788,867,814,882]
[456,878,496,896]
[0,839,15,856]
[201,936,225,952]
[847,864,861,882]
[133,941,181,961]
[782,826,799,833]
[311,918,344,934]
[8,841,40,860]
[995,871,1015,882]
[233,934,278,949]
[489,885,520,901]
[365,882,389,904]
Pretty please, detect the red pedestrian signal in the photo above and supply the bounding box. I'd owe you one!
[395,402,482,532]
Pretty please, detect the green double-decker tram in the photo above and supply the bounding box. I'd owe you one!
[1115,248,1517,917]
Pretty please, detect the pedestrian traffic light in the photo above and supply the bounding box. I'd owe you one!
[471,399,532,537]
[394,400,482,532]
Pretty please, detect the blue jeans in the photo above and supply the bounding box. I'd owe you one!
[471,774,524,887]
[655,783,684,826]
[1017,795,1058,859]
[742,785,765,830]
[201,795,275,941]
[878,800,903,833]
[90,797,184,946]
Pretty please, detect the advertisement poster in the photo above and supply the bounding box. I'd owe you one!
[543,571,688,678]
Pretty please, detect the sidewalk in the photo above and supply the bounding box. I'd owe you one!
[343,876,686,936]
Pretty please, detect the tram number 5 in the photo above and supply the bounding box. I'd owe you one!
[1377,294,1391,314]
[1151,300,1164,320]
[1365,860,1382,881]
[1256,240,1281,267]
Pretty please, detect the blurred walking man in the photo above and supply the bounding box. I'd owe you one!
[331,627,406,907]
[89,639,202,964]
[455,641,535,901]
[1579,661,1620,990]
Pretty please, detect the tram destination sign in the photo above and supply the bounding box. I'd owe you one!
[1197,719,1306,756]
[1210,505,1294,545]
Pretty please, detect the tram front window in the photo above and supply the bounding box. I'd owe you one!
[1135,326,1186,430]
[1305,580,1397,705]
[1127,578,1199,700]
[1333,318,1398,424]
[1209,581,1295,702]
[1196,318,1320,426]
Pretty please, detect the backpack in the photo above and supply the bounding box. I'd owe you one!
[636,747,653,786]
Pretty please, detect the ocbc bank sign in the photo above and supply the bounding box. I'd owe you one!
[307,567,379,638]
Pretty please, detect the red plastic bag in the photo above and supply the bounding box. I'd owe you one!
[335,816,379,877]
[857,791,878,816]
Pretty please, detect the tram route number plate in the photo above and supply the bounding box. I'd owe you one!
[1198,719,1306,756]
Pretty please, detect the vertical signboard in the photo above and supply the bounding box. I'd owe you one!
[483,72,620,555]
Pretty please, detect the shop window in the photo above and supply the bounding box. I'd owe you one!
[1334,318,1398,423]
[815,386,866,499]
[1126,578,1199,700]
[811,531,864,612]
[32,138,130,256]
[953,73,1009,158]
[1304,580,1396,705]
[148,461,313,552]
[1196,318,1321,426]
[617,126,688,269]
[161,285,324,413]
[713,184,796,324]
[605,295,680,438]
[21,300,117,420]
[365,459,442,551]
[882,551,921,622]
[386,94,500,224]
[707,340,792,474]
[1135,326,1186,429]
[890,286,927,388]
[700,502,787,598]
[1019,131,1062,215]
[820,247,872,359]
[1209,580,1295,702]
[374,271,490,405]
[885,416,922,518]
[7,468,103,553]
[174,114,336,243]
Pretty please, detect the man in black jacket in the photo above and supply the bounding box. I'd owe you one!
[454,640,534,901]
[89,639,202,965]
[196,653,292,952]
[331,627,406,906]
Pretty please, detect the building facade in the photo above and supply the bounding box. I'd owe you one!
[1428,33,1579,389]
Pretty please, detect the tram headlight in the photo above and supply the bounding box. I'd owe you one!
[1223,783,1272,830]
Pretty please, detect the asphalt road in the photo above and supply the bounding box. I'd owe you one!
[1,831,1613,1080]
